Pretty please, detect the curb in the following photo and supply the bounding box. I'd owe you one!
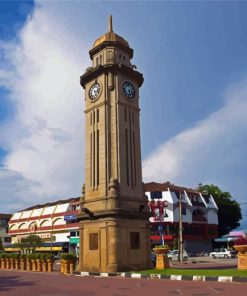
[73,271,247,283]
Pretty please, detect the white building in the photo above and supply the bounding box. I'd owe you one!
[145,182,219,254]
[7,197,80,254]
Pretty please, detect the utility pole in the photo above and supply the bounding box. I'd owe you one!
[178,191,183,262]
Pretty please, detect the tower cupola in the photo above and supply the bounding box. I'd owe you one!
[89,15,133,63]
[93,15,129,49]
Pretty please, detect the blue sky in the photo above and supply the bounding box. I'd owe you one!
[0,1,247,228]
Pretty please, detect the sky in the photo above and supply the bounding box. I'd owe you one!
[0,0,247,228]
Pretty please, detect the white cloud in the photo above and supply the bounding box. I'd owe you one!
[0,3,90,212]
[1,0,247,222]
[143,78,247,204]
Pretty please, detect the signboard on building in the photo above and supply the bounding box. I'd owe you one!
[16,233,51,241]
[70,237,79,244]
[64,215,77,221]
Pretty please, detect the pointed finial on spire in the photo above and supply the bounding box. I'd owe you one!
[108,15,113,32]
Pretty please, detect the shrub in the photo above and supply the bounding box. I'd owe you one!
[20,254,27,260]
[29,253,38,260]
[9,253,14,259]
[10,253,20,259]
[60,253,77,262]
[40,253,48,261]
[153,245,170,249]
[46,253,54,260]
[35,253,41,260]
[26,254,32,260]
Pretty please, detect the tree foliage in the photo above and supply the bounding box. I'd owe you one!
[197,183,242,236]
[0,237,3,251]
[14,235,43,253]
[20,234,42,245]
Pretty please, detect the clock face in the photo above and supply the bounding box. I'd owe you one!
[122,81,135,99]
[89,82,101,100]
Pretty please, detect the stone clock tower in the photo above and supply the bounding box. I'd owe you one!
[77,16,150,272]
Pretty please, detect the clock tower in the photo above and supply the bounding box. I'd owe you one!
[77,16,150,272]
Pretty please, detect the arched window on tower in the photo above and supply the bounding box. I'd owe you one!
[96,57,99,66]
[100,55,102,65]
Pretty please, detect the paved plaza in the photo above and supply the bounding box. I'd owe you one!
[0,268,247,296]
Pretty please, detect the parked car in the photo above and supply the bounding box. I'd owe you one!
[54,253,61,260]
[209,248,237,259]
[167,250,189,261]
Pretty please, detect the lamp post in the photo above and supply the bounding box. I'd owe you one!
[67,235,70,253]
[178,191,183,262]
[50,222,54,254]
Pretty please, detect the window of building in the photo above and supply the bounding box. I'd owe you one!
[0,219,8,227]
[182,202,186,215]
[89,233,98,250]
[70,231,76,237]
[130,232,140,249]
[4,237,11,243]
[150,191,162,199]
[71,205,77,211]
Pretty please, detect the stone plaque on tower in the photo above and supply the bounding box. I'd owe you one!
[77,16,150,272]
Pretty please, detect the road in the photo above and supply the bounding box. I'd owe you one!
[170,256,237,270]
[0,270,247,296]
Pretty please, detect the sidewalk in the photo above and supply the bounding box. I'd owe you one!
[73,257,243,284]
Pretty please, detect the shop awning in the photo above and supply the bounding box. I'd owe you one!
[4,241,68,252]
[4,246,63,252]
[214,237,237,243]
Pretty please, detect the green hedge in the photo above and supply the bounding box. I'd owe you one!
[60,253,77,262]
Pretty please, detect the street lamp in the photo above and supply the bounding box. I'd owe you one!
[178,191,183,262]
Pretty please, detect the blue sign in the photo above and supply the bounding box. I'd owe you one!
[64,215,77,221]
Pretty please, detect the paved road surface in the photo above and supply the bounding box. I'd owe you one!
[170,257,237,270]
[0,270,247,296]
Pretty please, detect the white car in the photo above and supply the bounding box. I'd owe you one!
[167,250,189,261]
[209,248,236,259]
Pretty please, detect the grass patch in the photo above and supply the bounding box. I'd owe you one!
[134,268,247,277]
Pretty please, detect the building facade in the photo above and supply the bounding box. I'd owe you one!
[145,182,218,254]
[7,180,218,255]
[0,213,12,249]
[7,198,80,254]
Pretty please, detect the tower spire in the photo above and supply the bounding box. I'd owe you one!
[108,15,113,32]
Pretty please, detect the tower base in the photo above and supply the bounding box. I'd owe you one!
[78,217,151,272]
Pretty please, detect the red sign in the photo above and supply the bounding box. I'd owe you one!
[151,235,173,241]
[149,200,168,221]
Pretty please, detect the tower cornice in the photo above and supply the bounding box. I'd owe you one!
[89,41,133,59]
[80,64,143,88]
